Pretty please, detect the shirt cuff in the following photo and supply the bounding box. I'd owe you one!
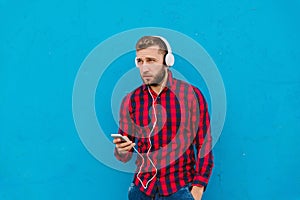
[192,175,209,191]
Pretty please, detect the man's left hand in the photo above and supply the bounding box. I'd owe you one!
[190,186,204,200]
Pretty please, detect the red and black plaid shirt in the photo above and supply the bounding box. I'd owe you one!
[114,70,213,196]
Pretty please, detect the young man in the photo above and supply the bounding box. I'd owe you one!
[113,36,214,200]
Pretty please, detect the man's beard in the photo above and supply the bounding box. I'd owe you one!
[143,67,166,86]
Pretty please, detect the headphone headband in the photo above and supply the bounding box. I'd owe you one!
[153,36,173,54]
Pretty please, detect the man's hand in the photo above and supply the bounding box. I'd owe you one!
[190,186,204,200]
[113,136,135,154]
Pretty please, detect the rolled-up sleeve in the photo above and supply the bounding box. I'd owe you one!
[114,94,135,163]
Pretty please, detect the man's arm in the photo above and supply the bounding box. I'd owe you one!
[191,87,214,198]
[114,94,136,163]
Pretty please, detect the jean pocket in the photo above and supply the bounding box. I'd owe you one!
[184,186,195,199]
[170,186,194,200]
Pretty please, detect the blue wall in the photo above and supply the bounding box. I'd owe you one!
[1,0,299,199]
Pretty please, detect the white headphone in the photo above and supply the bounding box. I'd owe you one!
[135,36,175,67]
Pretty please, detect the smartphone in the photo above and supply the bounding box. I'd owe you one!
[111,133,130,142]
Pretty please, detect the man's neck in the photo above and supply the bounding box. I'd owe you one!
[150,85,163,95]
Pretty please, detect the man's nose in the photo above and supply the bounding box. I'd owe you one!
[141,64,150,73]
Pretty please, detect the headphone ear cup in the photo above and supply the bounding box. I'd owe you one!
[135,57,138,67]
[165,53,175,67]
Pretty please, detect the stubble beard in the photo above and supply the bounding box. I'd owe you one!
[143,67,166,87]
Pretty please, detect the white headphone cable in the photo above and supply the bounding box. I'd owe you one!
[134,69,167,189]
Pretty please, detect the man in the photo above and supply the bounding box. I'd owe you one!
[113,36,213,200]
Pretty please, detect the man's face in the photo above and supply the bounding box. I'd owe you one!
[136,45,166,86]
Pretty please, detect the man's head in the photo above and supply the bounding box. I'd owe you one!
[135,36,169,86]
[136,36,168,61]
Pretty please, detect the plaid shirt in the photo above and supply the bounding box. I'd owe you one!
[114,70,213,196]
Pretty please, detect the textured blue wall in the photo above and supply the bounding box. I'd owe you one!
[1,0,299,199]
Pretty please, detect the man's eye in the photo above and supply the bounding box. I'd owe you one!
[147,59,156,62]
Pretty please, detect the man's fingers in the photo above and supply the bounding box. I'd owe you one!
[113,136,135,154]
[117,142,135,153]
[122,143,135,151]
[116,141,132,148]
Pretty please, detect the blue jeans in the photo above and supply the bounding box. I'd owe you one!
[128,183,194,200]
